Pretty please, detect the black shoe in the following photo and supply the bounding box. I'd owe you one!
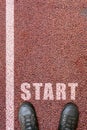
[58,102,79,130]
[19,102,39,130]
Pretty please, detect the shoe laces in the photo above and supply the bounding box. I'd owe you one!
[62,114,76,130]
[24,115,34,130]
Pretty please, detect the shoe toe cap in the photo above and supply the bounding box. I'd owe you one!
[19,102,35,118]
[63,103,79,117]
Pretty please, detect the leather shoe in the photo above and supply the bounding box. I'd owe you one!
[19,101,39,130]
[58,102,79,130]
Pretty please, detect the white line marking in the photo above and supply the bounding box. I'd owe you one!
[6,0,14,130]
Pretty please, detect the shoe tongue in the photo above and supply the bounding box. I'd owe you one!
[26,126,32,130]
[65,128,71,130]
[65,128,74,130]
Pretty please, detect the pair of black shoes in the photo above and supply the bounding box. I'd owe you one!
[19,102,79,130]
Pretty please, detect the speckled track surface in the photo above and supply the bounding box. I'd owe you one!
[0,0,6,129]
[0,0,87,130]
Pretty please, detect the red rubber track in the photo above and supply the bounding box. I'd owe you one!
[0,0,87,130]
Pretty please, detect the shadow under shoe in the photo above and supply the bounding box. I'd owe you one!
[58,102,79,130]
[19,101,39,130]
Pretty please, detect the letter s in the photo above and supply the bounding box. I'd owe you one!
[21,82,31,100]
